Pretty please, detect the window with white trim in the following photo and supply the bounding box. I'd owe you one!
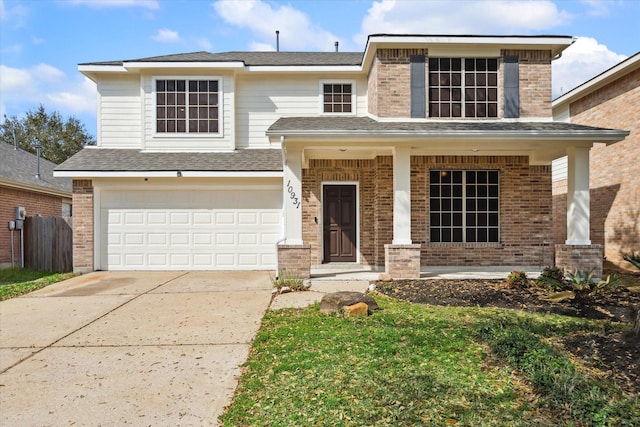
[155,78,220,134]
[428,58,498,118]
[430,170,499,243]
[322,82,353,113]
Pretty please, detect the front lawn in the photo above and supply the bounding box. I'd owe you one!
[0,268,75,300]
[221,296,639,426]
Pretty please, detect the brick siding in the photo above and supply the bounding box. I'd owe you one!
[72,179,94,273]
[502,49,553,118]
[0,187,67,268]
[555,244,604,278]
[277,244,311,279]
[302,155,554,269]
[553,67,639,265]
[367,48,553,119]
[368,49,428,118]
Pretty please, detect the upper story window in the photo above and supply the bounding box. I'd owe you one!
[155,78,220,134]
[428,58,498,118]
[321,81,355,114]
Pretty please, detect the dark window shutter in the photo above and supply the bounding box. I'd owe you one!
[503,55,519,118]
[410,55,426,118]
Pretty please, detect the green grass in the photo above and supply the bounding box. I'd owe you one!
[221,295,639,427]
[0,268,75,300]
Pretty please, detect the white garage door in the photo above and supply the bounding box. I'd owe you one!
[100,188,282,270]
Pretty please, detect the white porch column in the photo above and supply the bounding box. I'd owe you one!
[565,146,591,245]
[284,147,303,245]
[392,147,412,244]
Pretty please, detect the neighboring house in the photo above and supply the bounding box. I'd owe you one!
[552,53,639,268]
[0,142,72,269]
[55,34,629,278]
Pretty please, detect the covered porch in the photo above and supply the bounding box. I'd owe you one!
[268,117,628,279]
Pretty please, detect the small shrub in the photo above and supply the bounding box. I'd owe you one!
[565,270,618,300]
[623,251,640,270]
[271,271,305,291]
[506,270,529,288]
[535,265,565,291]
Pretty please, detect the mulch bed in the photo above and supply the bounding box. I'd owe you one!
[374,274,640,396]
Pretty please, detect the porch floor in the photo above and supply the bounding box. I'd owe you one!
[311,264,542,281]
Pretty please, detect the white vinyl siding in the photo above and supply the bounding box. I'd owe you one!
[235,74,367,148]
[552,157,568,182]
[141,74,235,151]
[97,76,142,148]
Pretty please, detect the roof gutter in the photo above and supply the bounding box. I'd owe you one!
[0,179,72,199]
[267,129,629,143]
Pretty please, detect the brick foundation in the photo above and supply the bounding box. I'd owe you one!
[277,244,311,279]
[555,244,604,278]
[385,244,421,279]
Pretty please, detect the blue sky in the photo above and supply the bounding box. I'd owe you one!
[1,0,638,138]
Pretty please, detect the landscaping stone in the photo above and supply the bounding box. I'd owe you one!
[319,291,379,314]
[343,302,369,317]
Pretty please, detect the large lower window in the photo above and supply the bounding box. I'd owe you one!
[430,170,499,243]
[428,58,498,118]
[156,79,219,134]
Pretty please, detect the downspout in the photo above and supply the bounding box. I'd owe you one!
[275,135,287,279]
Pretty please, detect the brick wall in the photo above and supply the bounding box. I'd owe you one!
[72,179,94,273]
[502,49,553,118]
[277,244,311,279]
[555,244,604,278]
[301,155,553,269]
[0,187,66,268]
[368,48,428,118]
[553,67,639,265]
[367,48,553,119]
[415,156,554,266]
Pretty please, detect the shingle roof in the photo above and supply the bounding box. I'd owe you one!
[80,51,364,67]
[267,116,627,136]
[0,142,72,194]
[55,148,283,172]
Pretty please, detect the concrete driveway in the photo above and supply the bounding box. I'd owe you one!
[0,271,273,426]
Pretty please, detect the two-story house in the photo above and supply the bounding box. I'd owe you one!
[55,34,628,278]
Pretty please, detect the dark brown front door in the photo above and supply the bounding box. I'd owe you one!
[323,185,357,262]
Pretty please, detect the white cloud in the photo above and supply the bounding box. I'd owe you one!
[552,37,627,97]
[152,28,181,43]
[580,0,612,16]
[46,77,97,114]
[0,64,96,117]
[213,0,341,51]
[356,0,572,45]
[66,0,159,9]
[0,0,29,28]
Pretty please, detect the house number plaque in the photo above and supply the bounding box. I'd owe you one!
[286,180,301,209]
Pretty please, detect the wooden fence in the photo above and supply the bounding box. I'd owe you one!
[24,216,73,273]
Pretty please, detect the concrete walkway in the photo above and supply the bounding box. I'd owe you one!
[0,271,273,426]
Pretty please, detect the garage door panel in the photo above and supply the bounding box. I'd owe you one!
[215,212,235,225]
[148,212,168,225]
[148,253,168,266]
[102,189,281,270]
[124,233,144,245]
[170,212,189,225]
[238,233,258,245]
[193,233,212,245]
